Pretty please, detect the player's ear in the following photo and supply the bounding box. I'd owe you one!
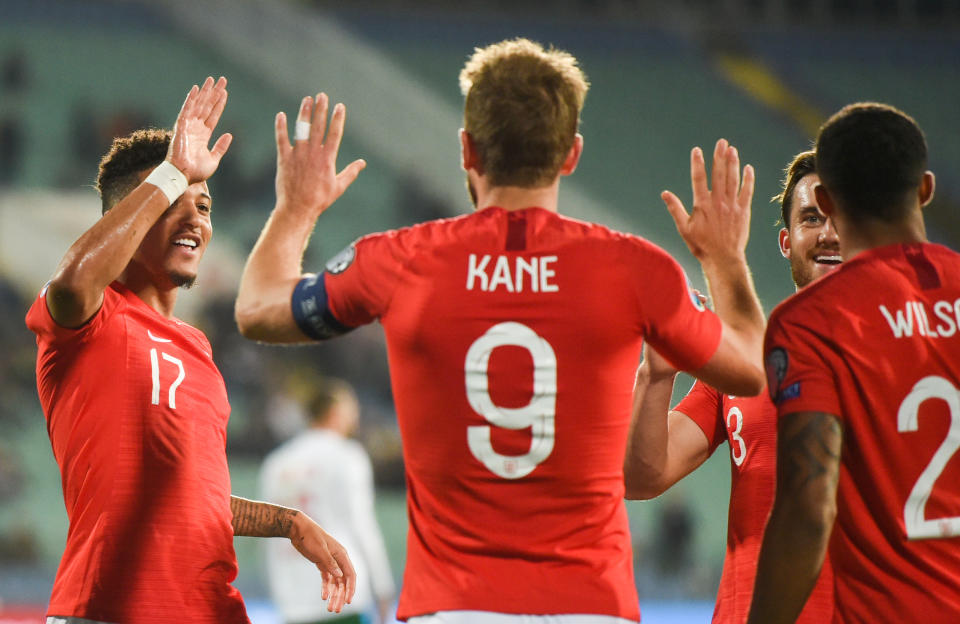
[559,134,583,177]
[778,227,790,259]
[919,171,935,208]
[813,183,834,218]
[460,129,483,174]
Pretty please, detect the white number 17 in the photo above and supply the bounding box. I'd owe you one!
[150,348,185,409]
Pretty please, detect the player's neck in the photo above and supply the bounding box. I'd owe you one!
[475,182,560,213]
[836,209,927,260]
[117,269,180,318]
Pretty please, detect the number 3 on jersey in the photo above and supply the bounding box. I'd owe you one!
[464,322,557,479]
[727,406,747,466]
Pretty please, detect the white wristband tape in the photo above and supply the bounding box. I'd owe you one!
[144,161,189,204]
[294,120,311,141]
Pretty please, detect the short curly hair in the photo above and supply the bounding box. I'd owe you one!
[96,128,171,214]
[459,38,589,188]
[816,102,927,223]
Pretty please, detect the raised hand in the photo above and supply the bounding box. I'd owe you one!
[662,139,755,265]
[166,76,233,184]
[275,93,366,218]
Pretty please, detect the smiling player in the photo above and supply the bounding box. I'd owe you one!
[624,150,837,623]
[26,77,354,624]
[749,103,960,624]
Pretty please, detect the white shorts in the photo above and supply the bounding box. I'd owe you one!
[408,612,638,624]
[47,618,113,624]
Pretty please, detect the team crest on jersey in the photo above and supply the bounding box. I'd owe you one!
[683,273,706,311]
[765,347,789,403]
[688,286,706,311]
[324,243,356,274]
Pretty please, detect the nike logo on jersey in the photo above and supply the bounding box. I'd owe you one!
[880,298,960,339]
[466,253,559,293]
[147,330,173,343]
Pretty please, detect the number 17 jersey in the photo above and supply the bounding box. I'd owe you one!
[26,281,246,623]
[311,207,723,621]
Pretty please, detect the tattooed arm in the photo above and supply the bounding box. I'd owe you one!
[230,495,299,537]
[230,495,357,612]
[746,412,842,624]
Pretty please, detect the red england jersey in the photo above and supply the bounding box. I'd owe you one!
[316,207,723,621]
[675,381,833,623]
[26,282,247,623]
[765,242,960,623]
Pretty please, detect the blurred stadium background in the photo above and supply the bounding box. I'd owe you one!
[0,0,957,621]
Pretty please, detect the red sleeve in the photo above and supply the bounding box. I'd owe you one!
[764,304,842,420]
[635,244,723,372]
[25,282,125,346]
[673,380,726,452]
[323,230,408,327]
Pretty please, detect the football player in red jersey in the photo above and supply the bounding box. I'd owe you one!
[624,150,836,623]
[235,38,767,623]
[748,104,960,623]
[26,77,354,624]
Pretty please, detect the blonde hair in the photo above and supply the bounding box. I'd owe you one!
[459,38,589,188]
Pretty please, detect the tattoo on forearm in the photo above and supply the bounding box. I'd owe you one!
[230,495,299,538]
[780,413,842,493]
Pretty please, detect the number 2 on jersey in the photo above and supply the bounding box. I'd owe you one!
[898,375,960,540]
[464,322,557,479]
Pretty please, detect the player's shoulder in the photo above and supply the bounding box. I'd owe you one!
[769,259,856,327]
[917,241,960,270]
[771,241,957,325]
[674,379,723,418]
[689,380,773,410]
[689,378,724,401]
[356,207,665,253]
[349,211,491,261]
[27,280,131,336]
[727,388,776,414]
[364,210,486,243]
[547,209,664,251]
[168,316,212,352]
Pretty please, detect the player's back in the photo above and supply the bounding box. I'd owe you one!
[324,206,722,621]
[768,241,960,622]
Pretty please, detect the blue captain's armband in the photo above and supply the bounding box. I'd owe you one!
[291,273,354,340]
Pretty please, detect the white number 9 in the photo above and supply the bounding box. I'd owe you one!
[464,322,557,479]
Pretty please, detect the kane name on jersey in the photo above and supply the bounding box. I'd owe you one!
[466,253,558,293]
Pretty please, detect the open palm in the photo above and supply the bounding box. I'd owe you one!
[167,76,233,184]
